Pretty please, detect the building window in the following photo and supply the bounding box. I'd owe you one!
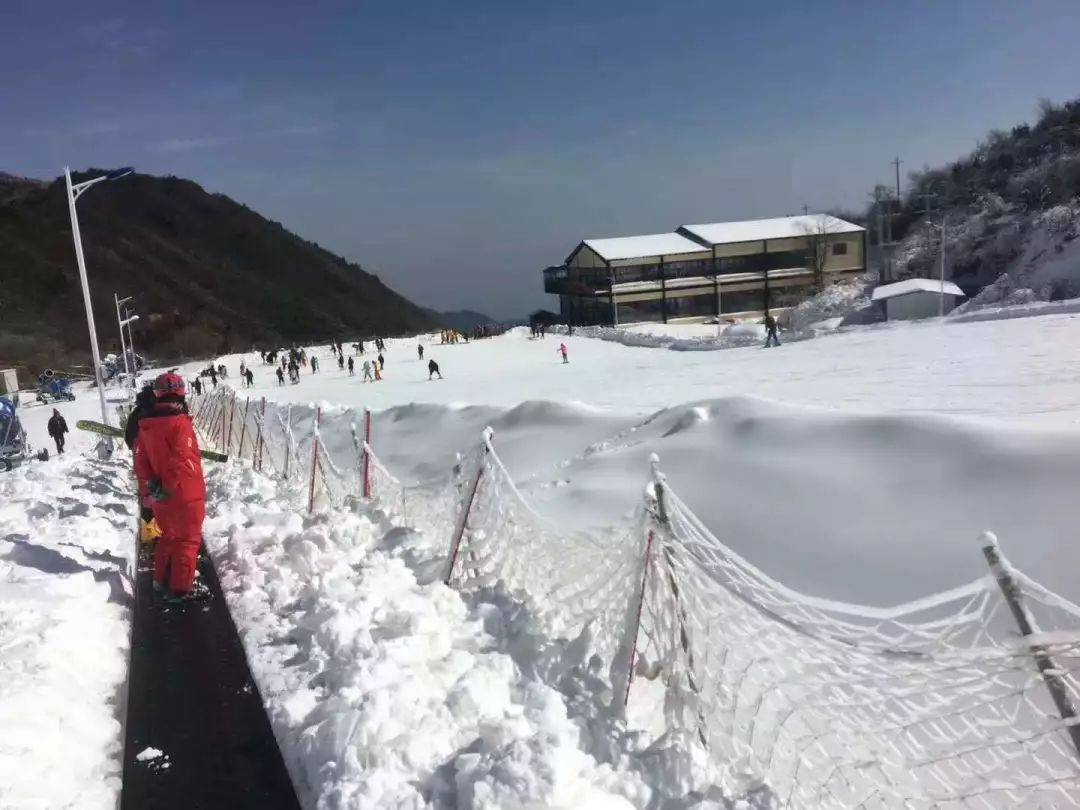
[832,242,848,256]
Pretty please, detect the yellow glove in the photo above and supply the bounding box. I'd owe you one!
[140,517,162,545]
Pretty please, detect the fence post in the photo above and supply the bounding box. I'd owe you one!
[237,397,251,460]
[362,407,372,499]
[623,527,656,707]
[982,532,1080,761]
[226,392,236,454]
[283,404,292,479]
[444,429,491,586]
[219,394,228,450]
[255,397,266,472]
[308,406,322,514]
[651,454,708,746]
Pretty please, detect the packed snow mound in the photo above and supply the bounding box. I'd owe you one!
[787,278,872,334]
[202,464,758,808]
[0,455,133,809]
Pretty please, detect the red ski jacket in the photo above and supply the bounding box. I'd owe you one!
[134,406,206,504]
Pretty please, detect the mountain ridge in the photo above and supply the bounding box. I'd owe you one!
[0,170,440,374]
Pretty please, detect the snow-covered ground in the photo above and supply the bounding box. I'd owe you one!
[0,454,133,809]
[7,305,1080,807]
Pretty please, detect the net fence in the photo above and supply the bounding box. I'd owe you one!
[190,387,1080,808]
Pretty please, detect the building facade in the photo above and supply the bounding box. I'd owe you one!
[543,215,867,325]
[871,278,965,320]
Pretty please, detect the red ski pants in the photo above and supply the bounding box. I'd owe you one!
[153,499,206,593]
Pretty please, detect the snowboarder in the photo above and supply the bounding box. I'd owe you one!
[347,356,354,375]
[557,343,569,364]
[276,367,285,385]
[133,373,209,604]
[244,368,254,387]
[764,313,780,348]
[428,359,442,380]
[338,353,345,370]
[417,343,424,360]
[362,360,373,382]
[46,408,68,455]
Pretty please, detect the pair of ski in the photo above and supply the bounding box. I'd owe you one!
[76,420,229,463]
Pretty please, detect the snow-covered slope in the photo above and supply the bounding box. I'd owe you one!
[0,455,133,808]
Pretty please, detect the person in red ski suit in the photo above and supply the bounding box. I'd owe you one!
[134,372,208,603]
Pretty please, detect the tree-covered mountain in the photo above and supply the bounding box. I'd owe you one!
[877,97,1080,308]
[0,170,439,374]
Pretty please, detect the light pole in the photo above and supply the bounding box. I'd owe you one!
[114,294,132,381]
[65,166,134,431]
[925,212,948,317]
[121,310,140,388]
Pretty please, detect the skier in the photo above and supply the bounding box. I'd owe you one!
[377,352,385,370]
[133,373,209,604]
[417,343,424,361]
[191,376,203,397]
[362,359,373,382]
[428,359,442,380]
[239,360,246,379]
[373,361,383,381]
[311,356,319,373]
[244,367,255,387]
[338,353,345,371]
[557,343,569,364]
[276,366,285,386]
[46,408,68,455]
[209,366,218,388]
[763,313,780,348]
[347,356,355,375]
[357,340,365,355]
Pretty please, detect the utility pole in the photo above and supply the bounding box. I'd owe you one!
[892,156,903,201]
[938,213,948,317]
[801,204,809,215]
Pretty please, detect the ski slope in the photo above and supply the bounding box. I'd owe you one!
[8,307,1080,808]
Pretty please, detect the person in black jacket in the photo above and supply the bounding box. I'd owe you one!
[124,385,158,451]
[47,409,68,454]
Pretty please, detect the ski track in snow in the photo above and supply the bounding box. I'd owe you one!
[0,454,134,809]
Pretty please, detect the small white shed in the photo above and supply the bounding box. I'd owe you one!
[872,278,965,320]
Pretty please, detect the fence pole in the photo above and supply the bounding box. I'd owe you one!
[219,394,227,450]
[226,392,236,454]
[283,404,292,479]
[308,406,322,513]
[255,397,266,472]
[237,397,251,460]
[362,407,372,499]
[982,532,1080,761]
[444,430,491,586]
[624,528,656,707]
[651,454,708,746]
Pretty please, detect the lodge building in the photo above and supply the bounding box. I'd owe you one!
[543,214,866,325]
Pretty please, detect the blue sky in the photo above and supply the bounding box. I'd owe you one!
[4,0,1080,318]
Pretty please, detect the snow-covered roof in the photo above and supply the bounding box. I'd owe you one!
[581,232,708,262]
[679,214,864,246]
[871,278,965,301]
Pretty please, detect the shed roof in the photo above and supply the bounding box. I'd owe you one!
[871,278,965,302]
[580,232,708,262]
[680,214,864,246]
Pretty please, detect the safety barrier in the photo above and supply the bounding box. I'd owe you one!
[191,386,1080,808]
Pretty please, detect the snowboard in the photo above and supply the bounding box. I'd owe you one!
[77,420,229,463]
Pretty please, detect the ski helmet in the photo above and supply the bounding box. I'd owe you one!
[153,372,186,398]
